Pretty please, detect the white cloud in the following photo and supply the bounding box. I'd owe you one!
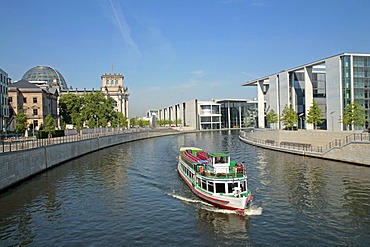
[109,0,141,58]
[190,70,205,76]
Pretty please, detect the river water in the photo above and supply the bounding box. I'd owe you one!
[0,131,369,246]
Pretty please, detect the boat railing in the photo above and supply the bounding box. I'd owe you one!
[180,150,246,179]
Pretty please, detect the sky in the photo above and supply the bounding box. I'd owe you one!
[1,0,370,117]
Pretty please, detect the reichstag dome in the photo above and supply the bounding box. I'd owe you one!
[22,65,68,90]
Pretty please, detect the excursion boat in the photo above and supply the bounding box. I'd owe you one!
[178,147,253,213]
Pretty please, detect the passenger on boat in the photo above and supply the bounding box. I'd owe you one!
[199,165,205,175]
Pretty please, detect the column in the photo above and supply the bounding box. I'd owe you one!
[304,66,314,130]
[257,80,265,128]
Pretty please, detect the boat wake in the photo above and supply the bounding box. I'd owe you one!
[169,192,262,216]
[243,205,263,216]
[170,193,213,207]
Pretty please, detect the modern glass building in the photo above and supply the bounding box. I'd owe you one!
[217,99,258,129]
[242,52,370,131]
[155,98,258,130]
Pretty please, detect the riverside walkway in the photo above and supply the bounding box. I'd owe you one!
[239,129,370,166]
[1,127,138,153]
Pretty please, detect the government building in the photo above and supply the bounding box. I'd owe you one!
[149,99,258,130]
[242,52,370,131]
[5,65,129,132]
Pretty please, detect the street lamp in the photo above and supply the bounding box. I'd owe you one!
[299,113,304,130]
[32,112,35,137]
[330,111,335,132]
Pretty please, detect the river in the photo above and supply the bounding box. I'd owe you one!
[0,131,369,246]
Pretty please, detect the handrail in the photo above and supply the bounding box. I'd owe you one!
[239,130,370,154]
[0,127,161,154]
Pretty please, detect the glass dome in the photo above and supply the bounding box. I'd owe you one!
[22,65,68,90]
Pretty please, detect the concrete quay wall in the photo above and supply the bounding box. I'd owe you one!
[0,130,181,192]
[240,129,370,166]
[246,129,350,146]
[322,143,370,165]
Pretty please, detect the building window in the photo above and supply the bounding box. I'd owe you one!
[24,97,27,103]
[34,120,38,127]
[33,97,37,103]
[8,97,12,103]
[33,109,38,116]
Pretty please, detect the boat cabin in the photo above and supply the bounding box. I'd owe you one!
[208,153,230,174]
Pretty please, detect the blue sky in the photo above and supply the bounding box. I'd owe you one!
[1,0,370,116]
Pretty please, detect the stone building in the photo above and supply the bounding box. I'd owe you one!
[8,80,58,133]
[7,65,130,130]
[0,68,11,135]
[101,73,129,119]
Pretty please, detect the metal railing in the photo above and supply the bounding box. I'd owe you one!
[0,127,147,153]
[239,131,370,154]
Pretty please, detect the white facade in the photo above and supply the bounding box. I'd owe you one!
[155,99,257,130]
[242,53,370,131]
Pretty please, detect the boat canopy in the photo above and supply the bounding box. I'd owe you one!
[180,147,203,153]
[208,153,229,158]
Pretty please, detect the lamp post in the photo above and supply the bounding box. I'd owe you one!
[330,111,335,132]
[299,113,304,130]
[32,112,35,137]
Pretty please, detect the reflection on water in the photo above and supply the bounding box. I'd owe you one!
[0,131,369,246]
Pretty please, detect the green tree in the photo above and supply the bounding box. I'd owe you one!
[15,110,28,135]
[137,119,150,127]
[130,117,137,127]
[59,92,118,131]
[117,112,127,127]
[175,119,182,126]
[280,104,298,130]
[44,114,56,138]
[81,92,115,128]
[59,93,81,125]
[342,102,366,130]
[305,100,324,130]
[266,109,279,129]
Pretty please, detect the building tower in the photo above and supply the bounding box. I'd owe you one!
[101,73,130,119]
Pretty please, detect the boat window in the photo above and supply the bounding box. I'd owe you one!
[197,178,201,186]
[208,182,214,193]
[242,181,247,192]
[227,182,239,193]
[215,183,226,193]
[202,180,207,190]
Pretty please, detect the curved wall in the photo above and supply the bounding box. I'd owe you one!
[0,130,181,192]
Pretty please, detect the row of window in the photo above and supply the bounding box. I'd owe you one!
[353,56,370,67]
[353,68,370,78]
[0,106,9,117]
[180,163,247,194]
[0,73,8,83]
[106,79,119,85]
[1,85,8,94]
[8,97,38,104]
[22,108,39,116]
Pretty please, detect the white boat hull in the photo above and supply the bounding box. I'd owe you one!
[178,160,250,212]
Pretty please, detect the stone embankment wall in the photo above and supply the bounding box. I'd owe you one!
[240,129,370,166]
[246,129,350,146]
[0,130,182,192]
